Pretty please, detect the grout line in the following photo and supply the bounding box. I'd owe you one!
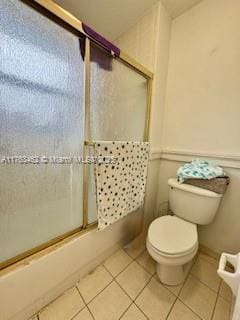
[190,255,222,293]
[210,299,218,320]
[106,286,132,320]
[118,302,135,320]
[124,245,146,261]
[103,251,152,281]
[218,286,233,303]
[113,269,155,306]
[210,276,222,320]
[165,296,178,320]
[35,246,147,319]
[68,286,86,320]
[75,285,87,305]
[102,253,154,319]
[86,305,95,320]
[124,245,157,277]
[135,261,155,277]
[36,286,78,317]
[130,273,156,319]
[133,273,155,299]
[189,272,221,295]
[162,280,183,298]
[117,247,206,319]
[115,272,152,303]
[69,309,82,320]
[102,260,133,279]
[134,253,156,276]
[102,263,116,277]
[164,263,196,319]
[133,301,150,320]
[78,274,135,320]
[177,299,203,320]
[176,256,217,320]
[219,295,232,303]
[81,277,115,305]
[103,252,134,278]
[37,246,223,320]
[176,279,205,319]
[75,285,96,320]
[164,288,182,299]
[173,257,196,298]
[75,263,125,311]
[123,243,157,276]
[130,272,155,302]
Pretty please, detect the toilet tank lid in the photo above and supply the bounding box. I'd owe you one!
[168,178,222,198]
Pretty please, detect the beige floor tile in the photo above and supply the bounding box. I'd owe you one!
[77,265,113,303]
[39,287,84,320]
[197,252,219,268]
[180,275,217,320]
[29,317,38,320]
[124,236,146,259]
[121,303,148,320]
[168,300,201,320]
[135,277,176,320]
[116,261,151,299]
[164,283,183,296]
[104,249,132,277]
[154,273,183,296]
[219,280,232,302]
[212,296,231,320]
[88,281,131,320]
[73,307,93,320]
[191,258,221,292]
[137,250,156,274]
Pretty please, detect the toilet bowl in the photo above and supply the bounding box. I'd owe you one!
[147,215,198,285]
[147,178,222,286]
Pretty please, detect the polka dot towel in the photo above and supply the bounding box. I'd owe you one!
[93,141,150,231]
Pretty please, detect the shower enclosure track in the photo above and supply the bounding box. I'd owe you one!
[0,0,153,271]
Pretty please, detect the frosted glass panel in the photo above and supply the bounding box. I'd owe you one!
[0,0,85,262]
[88,165,98,224]
[88,43,148,223]
[90,43,148,141]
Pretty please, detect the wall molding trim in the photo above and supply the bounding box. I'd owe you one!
[149,148,162,160]
[149,148,240,168]
[161,148,240,169]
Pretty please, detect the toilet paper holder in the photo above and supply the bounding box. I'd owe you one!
[218,252,240,296]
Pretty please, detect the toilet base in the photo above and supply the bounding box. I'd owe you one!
[156,261,192,286]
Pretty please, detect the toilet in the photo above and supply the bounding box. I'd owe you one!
[147,178,223,286]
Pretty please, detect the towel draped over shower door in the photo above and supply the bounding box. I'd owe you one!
[93,141,150,231]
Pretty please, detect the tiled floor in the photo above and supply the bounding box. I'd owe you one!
[31,240,232,320]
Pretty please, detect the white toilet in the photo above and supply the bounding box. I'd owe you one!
[147,178,223,286]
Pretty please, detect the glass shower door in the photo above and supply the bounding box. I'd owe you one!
[88,42,148,224]
[0,0,85,263]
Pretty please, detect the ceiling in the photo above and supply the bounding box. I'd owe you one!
[161,0,203,18]
[54,0,203,40]
[54,0,159,40]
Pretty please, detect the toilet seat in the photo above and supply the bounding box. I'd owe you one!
[148,215,198,256]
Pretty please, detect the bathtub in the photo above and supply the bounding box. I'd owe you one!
[0,209,143,320]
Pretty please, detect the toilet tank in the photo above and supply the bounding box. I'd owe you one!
[168,178,222,225]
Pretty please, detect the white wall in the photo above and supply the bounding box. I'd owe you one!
[159,0,240,254]
[162,0,240,154]
[115,1,172,151]
[115,1,172,227]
